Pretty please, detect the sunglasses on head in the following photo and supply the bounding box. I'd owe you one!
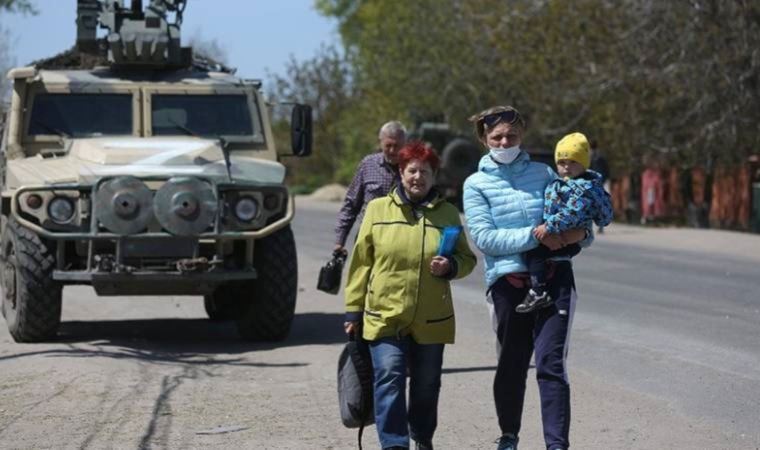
[481,109,520,127]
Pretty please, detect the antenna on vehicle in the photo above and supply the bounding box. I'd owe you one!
[218,136,233,182]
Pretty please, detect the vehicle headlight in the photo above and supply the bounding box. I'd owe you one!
[234,197,258,222]
[48,196,75,223]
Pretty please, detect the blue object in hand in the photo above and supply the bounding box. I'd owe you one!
[437,226,462,257]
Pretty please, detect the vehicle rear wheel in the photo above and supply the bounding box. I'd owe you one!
[0,218,62,342]
[203,285,240,321]
[235,226,297,341]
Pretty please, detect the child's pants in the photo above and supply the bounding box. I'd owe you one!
[525,243,581,288]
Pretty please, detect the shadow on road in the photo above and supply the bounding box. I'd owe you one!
[56,311,346,345]
[442,366,497,375]
[0,312,346,366]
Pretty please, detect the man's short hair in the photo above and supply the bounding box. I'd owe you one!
[378,121,407,139]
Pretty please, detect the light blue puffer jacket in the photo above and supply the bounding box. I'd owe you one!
[463,151,557,288]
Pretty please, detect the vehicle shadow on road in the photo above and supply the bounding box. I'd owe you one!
[55,311,346,346]
[0,312,347,366]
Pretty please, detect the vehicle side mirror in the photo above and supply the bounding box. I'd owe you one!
[290,104,312,157]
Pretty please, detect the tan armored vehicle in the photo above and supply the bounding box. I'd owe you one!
[0,0,312,342]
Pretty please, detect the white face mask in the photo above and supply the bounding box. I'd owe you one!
[489,145,522,164]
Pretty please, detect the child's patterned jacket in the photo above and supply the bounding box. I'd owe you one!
[544,169,613,233]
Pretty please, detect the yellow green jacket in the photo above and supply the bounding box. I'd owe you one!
[345,189,477,344]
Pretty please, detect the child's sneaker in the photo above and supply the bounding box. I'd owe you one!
[515,288,553,313]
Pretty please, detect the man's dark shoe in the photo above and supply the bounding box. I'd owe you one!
[496,433,519,450]
[515,289,552,313]
[414,440,433,450]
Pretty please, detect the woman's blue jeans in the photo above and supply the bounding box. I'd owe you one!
[368,336,444,449]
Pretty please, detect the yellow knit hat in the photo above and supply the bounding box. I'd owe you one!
[555,132,590,169]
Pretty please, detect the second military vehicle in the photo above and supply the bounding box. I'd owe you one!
[408,121,481,209]
[410,121,558,209]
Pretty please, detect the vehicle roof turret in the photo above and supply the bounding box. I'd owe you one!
[76,0,192,69]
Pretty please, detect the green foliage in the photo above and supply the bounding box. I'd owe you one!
[277,0,760,187]
[1,0,36,111]
[268,45,375,188]
[317,0,760,176]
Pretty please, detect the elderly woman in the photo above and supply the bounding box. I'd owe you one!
[462,106,590,450]
[344,141,476,450]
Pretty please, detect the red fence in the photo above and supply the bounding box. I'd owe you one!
[609,163,757,231]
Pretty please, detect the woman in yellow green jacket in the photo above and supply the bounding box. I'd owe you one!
[344,141,476,450]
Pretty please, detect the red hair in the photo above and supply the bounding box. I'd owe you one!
[397,140,440,171]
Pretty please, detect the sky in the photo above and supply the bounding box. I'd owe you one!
[1,0,340,80]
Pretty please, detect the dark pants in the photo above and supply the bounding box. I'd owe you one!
[525,243,581,289]
[489,261,576,449]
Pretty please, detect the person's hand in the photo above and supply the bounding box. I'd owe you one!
[430,256,451,277]
[540,233,564,251]
[344,321,359,336]
[559,228,586,245]
[533,224,549,241]
[334,244,347,256]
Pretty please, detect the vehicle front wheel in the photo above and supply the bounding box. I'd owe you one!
[235,226,297,341]
[0,218,62,342]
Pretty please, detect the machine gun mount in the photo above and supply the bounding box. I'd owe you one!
[76,0,192,68]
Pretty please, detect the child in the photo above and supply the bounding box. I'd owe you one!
[516,132,613,313]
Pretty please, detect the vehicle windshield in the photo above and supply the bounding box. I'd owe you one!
[151,94,262,142]
[28,94,132,137]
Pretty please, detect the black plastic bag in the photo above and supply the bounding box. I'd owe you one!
[317,251,347,294]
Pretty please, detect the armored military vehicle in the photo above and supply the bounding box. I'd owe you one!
[0,0,312,342]
[408,121,481,209]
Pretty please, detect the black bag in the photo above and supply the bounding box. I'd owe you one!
[317,251,346,294]
[337,334,374,449]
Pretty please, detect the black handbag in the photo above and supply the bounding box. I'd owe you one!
[317,251,347,294]
[337,332,374,450]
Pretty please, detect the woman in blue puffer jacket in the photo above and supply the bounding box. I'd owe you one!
[462,105,591,450]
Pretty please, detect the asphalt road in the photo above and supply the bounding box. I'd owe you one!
[0,196,758,449]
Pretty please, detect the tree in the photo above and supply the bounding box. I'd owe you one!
[1,0,36,112]
[268,45,363,189]
[315,0,760,176]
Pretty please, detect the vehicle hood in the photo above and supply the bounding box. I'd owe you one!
[5,137,286,188]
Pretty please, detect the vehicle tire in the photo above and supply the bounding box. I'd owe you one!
[235,226,297,341]
[441,138,481,181]
[0,218,62,342]
[203,285,240,321]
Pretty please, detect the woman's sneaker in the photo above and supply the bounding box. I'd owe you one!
[414,440,433,450]
[496,433,519,450]
[515,289,552,313]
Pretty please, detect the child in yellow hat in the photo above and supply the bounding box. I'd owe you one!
[516,132,614,313]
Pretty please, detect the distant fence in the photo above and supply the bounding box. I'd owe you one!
[609,161,760,232]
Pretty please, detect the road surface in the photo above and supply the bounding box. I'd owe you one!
[0,197,758,449]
